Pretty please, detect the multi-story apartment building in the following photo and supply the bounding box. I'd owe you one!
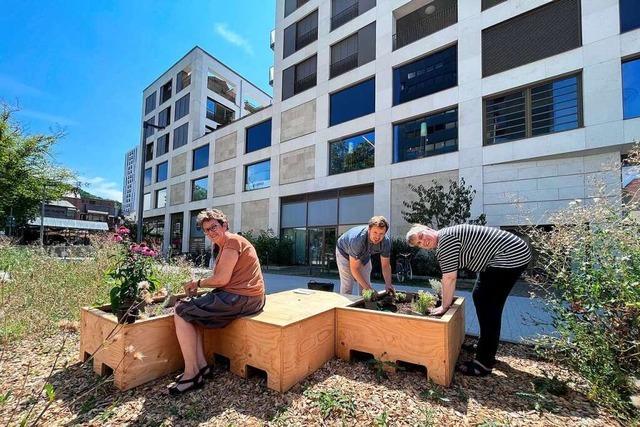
[139,0,640,267]
[137,46,272,252]
[122,146,139,217]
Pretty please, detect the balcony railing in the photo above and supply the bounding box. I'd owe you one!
[330,53,359,78]
[393,4,457,50]
[206,108,234,126]
[207,78,237,103]
[295,27,318,50]
[331,2,359,31]
[294,72,317,94]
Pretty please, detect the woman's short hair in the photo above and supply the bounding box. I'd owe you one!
[196,209,228,227]
[406,224,430,246]
[368,215,389,231]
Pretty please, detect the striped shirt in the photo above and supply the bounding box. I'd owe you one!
[436,224,532,274]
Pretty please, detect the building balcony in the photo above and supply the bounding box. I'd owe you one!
[330,53,359,79]
[295,27,318,50]
[294,72,317,94]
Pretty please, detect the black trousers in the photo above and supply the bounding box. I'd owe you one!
[472,265,527,367]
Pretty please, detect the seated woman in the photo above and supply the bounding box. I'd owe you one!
[167,209,265,394]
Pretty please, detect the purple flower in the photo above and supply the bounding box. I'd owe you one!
[113,234,123,243]
[117,226,130,236]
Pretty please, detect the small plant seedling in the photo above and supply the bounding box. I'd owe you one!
[532,374,569,396]
[304,388,355,420]
[362,289,376,302]
[428,278,442,294]
[366,355,402,383]
[394,291,407,302]
[412,291,436,315]
[374,411,389,427]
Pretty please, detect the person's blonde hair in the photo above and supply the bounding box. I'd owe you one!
[406,224,430,247]
[196,209,228,227]
[368,215,389,231]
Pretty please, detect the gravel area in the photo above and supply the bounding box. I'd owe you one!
[0,331,621,426]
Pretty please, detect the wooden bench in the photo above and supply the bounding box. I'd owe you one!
[203,289,358,392]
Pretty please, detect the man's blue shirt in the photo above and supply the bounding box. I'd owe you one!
[336,225,391,265]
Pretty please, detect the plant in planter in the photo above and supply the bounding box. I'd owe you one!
[429,278,443,306]
[106,227,158,323]
[412,291,437,316]
[393,291,410,303]
[362,289,379,310]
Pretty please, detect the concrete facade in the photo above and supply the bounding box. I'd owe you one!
[140,0,640,256]
[122,146,138,217]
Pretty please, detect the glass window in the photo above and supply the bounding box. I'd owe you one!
[189,210,205,253]
[191,177,208,201]
[329,130,375,174]
[246,119,272,153]
[294,55,317,95]
[393,45,457,106]
[192,144,209,171]
[206,98,235,126]
[143,193,151,211]
[621,0,640,33]
[207,71,237,103]
[145,142,153,162]
[175,93,190,121]
[158,106,171,128]
[145,92,156,115]
[156,134,169,157]
[173,123,189,149]
[144,168,152,186]
[170,213,183,251]
[281,201,307,228]
[143,117,155,139]
[339,193,374,224]
[156,161,168,182]
[160,80,172,104]
[623,57,640,119]
[155,188,167,209]
[484,73,581,145]
[308,199,338,226]
[176,69,191,92]
[330,78,375,126]
[393,108,458,163]
[245,160,271,191]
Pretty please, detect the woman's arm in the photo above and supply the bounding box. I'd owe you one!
[199,248,240,288]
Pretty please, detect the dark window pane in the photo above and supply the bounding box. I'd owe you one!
[156,134,169,157]
[531,76,579,136]
[145,92,156,114]
[156,161,168,182]
[175,93,190,121]
[176,69,191,92]
[155,188,167,209]
[245,160,271,191]
[330,78,375,126]
[331,0,359,30]
[191,177,208,201]
[170,213,183,251]
[482,0,507,11]
[621,0,640,33]
[393,108,458,163]
[207,72,237,103]
[329,130,375,174]
[144,168,152,186]
[173,123,189,149]
[160,80,172,104]
[144,116,156,139]
[394,0,457,50]
[294,55,317,95]
[393,45,457,105]
[189,210,205,253]
[296,10,318,51]
[330,33,359,78]
[206,98,235,126]
[158,106,171,127]
[246,119,272,153]
[623,58,640,119]
[145,142,154,162]
[485,91,526,145]
[192,144,209,171]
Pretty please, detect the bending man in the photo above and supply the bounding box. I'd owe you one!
[406,223,531,377]
[335,216,394,295]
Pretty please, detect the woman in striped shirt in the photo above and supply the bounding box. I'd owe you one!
[406,223,531,377]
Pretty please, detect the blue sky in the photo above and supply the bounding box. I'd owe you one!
[0,0,275,201]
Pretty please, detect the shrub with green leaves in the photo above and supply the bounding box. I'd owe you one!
[242,229,294,266]
[303,388,355,420]
[412,291,436,315]
[527,143,640,420]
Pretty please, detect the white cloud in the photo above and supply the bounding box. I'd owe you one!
[79,176,123,202]
[16,108,78,126]
[214,23,254,56]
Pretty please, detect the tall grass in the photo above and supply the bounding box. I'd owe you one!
[0,236,192,342]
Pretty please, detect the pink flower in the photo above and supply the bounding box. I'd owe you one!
[113,234,123,243]
[117,226,130,236]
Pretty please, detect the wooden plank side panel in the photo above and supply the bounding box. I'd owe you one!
[444,298,465,386]
[243,321,283,391]
[203,320,247,378]
[79,308,125,376]
[281,310,336,392]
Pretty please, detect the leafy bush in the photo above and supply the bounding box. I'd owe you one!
[527,144,640,420]
[242,229,294,266]
[412,291,436,315]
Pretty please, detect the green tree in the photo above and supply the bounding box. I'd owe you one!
[401,177,486,228]
[0,106,76,231]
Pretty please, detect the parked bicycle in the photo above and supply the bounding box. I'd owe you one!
[395,252,413,283]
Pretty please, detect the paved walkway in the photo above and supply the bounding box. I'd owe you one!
[262,272,555,344]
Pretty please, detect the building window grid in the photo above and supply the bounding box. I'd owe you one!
[483,73,582,146]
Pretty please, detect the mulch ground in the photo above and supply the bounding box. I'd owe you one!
[0,331,622,426]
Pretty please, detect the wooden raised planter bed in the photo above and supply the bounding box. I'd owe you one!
[336,294,465,386]
[80,289,357,392]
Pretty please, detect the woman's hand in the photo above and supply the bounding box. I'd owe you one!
[429,305,449,316]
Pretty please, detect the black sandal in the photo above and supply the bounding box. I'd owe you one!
[167,372,204,395]
[175,365,214,381]
[457,360,492,377]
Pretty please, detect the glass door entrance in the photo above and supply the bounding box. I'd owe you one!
[308,227,336,268]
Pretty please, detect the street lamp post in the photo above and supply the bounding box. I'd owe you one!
[136,120,166,243]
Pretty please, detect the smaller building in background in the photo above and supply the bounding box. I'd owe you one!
[122,146,139,219]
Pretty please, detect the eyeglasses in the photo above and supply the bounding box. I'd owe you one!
[203,224,221,233]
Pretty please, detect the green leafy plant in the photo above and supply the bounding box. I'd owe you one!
[420,381,450,402]
[412,291,436,315]
[362,289,376,302]
[394,291,408,302]
[374,411,389,427]
[366,354,402,383]
[532,374,569,397]
[242,228,294,266]
[303,388,355,420]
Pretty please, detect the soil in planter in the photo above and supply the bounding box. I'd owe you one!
[356,292,451,318]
